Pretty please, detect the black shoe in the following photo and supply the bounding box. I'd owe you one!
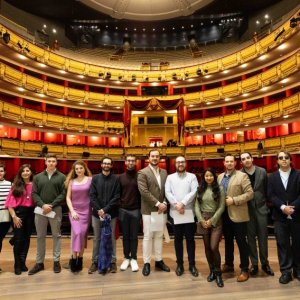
[221,264,234,273]
[53,261,61,273]
[70,257,77,273]
[279,272,293,284]
[215,272,224,288]
[88,262,98,274]
[110,262,117,273]
[77,257,83,272]
[28,263,44,275]
[207,271,216,282]
[21,264,28,272]
[262,264,274,276]
[142,263,151,276]
[176,264,184,276]
[155,260,170,272]
[14,267,22,275]
[189,265,199,277]
[250,265,259,276]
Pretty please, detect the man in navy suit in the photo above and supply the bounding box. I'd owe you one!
[268,151,300,284]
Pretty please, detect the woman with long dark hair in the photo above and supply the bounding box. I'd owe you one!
[5,164,34,275]
[65,160,92,273]
[195,167,225,287]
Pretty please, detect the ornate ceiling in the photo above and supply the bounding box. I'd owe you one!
[79,0,215,21]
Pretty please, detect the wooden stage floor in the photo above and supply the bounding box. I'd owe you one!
[0,237,299,300]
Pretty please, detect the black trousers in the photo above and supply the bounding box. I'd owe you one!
[172,221,196,267]
[119,208,141,260]
[13,207,34,268]
[0,221,10,253]
[274,220,300,275]
[223,209,249,272]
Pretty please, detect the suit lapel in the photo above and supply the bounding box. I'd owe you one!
[147,166,161,190]
[286,169,294,191]
[253,167,261,190]
[275,171,286,190]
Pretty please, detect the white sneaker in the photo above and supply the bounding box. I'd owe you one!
[120,259,130,271]
[130,259,139,272]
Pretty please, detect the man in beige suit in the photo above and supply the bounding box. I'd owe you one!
[137,149,170,276]
[218,154,253,282]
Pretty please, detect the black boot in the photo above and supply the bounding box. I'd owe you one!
[215,271,224,288]
[207,266,216,282]
[77,257,83,272]
[70,257,77,273]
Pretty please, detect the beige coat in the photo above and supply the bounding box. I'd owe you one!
[137,166,168,215]
[218,170,253,223]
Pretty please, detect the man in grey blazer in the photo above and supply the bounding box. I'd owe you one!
[137,149,170,276]
[218,154,253,282]
[240,152,274,276]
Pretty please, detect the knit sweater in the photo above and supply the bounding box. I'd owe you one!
[119,169,141,210]
[32,170,66,208]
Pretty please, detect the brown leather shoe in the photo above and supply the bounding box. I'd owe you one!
[237,271,249,282]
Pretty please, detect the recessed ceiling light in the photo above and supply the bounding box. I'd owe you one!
[278,44,287,50]
[59,70,66,74]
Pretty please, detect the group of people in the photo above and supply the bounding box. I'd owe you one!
[0,150,299,288]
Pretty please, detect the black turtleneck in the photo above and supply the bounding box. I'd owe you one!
[119,169,141,210]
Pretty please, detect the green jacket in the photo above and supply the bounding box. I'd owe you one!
[32,170,66,208]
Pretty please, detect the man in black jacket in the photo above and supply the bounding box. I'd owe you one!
[268,151,300,284]
[88,157,120,274]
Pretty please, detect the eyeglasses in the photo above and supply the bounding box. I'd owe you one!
[176,161,186,164]
[278,156,290,160]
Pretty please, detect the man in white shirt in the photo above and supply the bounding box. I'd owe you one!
[165,156,199,277]
[268,151,300,284]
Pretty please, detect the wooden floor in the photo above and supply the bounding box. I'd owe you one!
[0,236,299,300]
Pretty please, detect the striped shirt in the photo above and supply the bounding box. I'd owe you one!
[0,180,12,210]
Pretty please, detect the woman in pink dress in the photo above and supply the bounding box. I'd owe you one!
[5,164,34,275]
[65,160,92,272]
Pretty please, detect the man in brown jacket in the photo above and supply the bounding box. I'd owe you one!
[218,154,253,282]
[137,149,170,276]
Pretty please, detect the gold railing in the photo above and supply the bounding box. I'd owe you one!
[1,133,300,159]
[0,8,298,82]
[0,50,299,107]
[185,92,300,130]
[0,100,124,133]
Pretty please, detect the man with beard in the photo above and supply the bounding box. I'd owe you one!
[119,155,141,272]
[165,156,199,277]
[240,152,274,277]
[268,151,300,284]
[88,157,120,274]
[218,154,253,282]
[137,149,170,276]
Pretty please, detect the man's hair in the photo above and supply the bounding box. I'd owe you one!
[45,153,57,160]
[240,152,252,159]
[148,149,160,157]
[101,156,113,164]
[224,154,235,161]
[125,154,136,160]
[277,150,292,160]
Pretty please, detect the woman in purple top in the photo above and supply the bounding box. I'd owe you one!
[65,160,92,272]
[5,164,34,275]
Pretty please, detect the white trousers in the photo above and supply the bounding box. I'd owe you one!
[142,214,167,264]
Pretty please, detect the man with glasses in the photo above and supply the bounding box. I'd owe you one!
[165,156,199,277]
[268,151,300,284]
[240,152,274,277]
[137,149,170,276]
[88,157,120,274]
[119,155,141,272]
[218,154,253,282]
